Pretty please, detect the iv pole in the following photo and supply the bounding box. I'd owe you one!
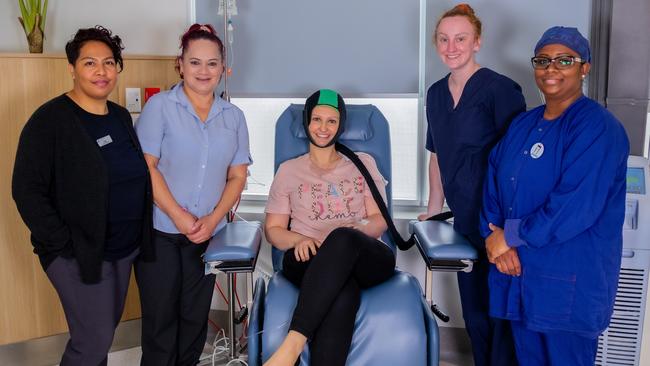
[221,3,242,360]
[222,0,230,102]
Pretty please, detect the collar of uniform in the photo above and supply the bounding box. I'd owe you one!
[168,82,232,122]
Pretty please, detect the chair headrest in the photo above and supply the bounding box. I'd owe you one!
[288,104,375,142]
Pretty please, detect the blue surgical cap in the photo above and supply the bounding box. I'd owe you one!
[534,26,591,62]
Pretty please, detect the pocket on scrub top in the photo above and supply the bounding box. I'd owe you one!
[522,267,576,322]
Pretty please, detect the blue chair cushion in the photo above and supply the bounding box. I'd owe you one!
[410,220,478,265]
[203,221,262,271]
[261,271,428,366]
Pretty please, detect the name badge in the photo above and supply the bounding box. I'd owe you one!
[96,135,113,147]
[530,142,544,159]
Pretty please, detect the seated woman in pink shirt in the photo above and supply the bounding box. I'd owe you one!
[263,89,395,366]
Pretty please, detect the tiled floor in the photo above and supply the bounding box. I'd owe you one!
[106,346,472,366]
[1,318,473,365]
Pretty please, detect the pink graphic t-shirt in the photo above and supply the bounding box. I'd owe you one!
[265,152,387,243]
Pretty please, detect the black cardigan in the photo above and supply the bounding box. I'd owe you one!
[12,94,154,284]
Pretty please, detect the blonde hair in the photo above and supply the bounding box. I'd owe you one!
[435,3,482,39]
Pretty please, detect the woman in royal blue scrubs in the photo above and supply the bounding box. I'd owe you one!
[421,4,525,365]
[481,26,629,365]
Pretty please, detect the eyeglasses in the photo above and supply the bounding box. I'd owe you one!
[531,56,585,70]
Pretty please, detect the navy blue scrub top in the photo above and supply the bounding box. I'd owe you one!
[426,68,525,236]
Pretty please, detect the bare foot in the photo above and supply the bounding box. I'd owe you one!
[263,331,307,366]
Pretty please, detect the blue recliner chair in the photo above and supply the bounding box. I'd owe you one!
[244,104,475,366]
[204,103,478,365]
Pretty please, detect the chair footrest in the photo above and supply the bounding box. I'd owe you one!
[204,221,263,273]
[410,220,478,272]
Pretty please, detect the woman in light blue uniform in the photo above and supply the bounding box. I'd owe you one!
[481,26,629,365]
[135,24,252,366]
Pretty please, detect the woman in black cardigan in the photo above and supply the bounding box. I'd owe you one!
[12,26,153,366]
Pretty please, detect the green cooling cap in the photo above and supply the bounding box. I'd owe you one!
[316,89,339,110]
[302,89,347,148]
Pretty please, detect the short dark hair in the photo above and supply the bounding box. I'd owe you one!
[65,26,124,72]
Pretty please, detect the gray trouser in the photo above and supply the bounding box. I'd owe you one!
[46,249,139,366]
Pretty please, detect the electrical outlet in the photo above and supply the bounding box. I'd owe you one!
[125,88,142,113]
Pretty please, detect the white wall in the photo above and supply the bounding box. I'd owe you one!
[0,0,191,55]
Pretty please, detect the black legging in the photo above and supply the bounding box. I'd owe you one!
[282,227,395,366]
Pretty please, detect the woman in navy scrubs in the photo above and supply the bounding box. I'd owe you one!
[421,4,525,365]
[481,26,629,365]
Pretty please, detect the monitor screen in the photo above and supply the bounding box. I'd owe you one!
[627,167,646,195]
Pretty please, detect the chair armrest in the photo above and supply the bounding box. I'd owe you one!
[410,220,478,273]
[204,221,263,273]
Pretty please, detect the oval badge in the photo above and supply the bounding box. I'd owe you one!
[530,142,544,159]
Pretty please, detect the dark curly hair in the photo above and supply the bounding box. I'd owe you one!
[65,26,124,72]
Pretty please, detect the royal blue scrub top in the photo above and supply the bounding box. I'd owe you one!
[480,96,630,338]
[426,68,525,237]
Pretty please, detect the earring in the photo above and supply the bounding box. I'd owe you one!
[581,74,586,79]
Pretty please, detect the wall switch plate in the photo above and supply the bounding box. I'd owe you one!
[125,88,142,113]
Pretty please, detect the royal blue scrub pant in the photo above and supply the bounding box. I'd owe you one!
[459,232,518,366]
[511,321,598,366]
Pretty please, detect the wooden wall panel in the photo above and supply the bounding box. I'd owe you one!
[0,53,178,345]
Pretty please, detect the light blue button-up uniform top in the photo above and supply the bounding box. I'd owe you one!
[136,82,252,236]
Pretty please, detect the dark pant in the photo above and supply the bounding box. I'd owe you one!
[511,321,598,366]
[45,248,139,366]
[458,232,518,366]
[282,227,395,366]
[135,230,216,366]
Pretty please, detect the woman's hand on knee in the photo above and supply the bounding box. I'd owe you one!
[294,237,321,262]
